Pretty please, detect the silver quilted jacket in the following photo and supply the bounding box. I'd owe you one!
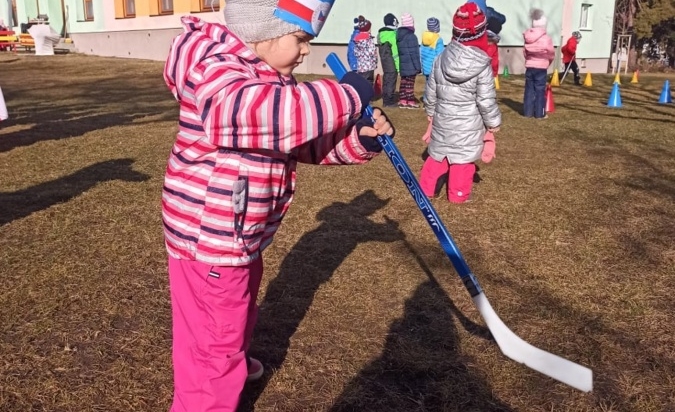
[424,41,501,164]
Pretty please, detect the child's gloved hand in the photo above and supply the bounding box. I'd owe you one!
[355,108,395,152]
[482,131,496,163]
[339,72,374,110]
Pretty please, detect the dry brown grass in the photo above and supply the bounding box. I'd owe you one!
[0,53,674,412]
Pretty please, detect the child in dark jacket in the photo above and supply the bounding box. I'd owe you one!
[377,13,400,107]
[397,13,421,109]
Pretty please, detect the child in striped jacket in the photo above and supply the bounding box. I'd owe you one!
[162,0,394,410]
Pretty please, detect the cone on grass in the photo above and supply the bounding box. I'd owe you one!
[494,75,500,90]
[607,83,622,108]
[658,80,672,104]
[613,72,621,84]
[545,85,555,113]
[550,69,560,87]
[503,66,510,77]
[583,73,593,87]
[630,71,639,84]
[374,73,382,96]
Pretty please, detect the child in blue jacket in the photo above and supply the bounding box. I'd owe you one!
[420,17,444,103]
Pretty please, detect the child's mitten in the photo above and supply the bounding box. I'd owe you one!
[481,131,496,163]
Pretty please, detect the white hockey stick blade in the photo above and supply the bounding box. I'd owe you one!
[473,292,593,392]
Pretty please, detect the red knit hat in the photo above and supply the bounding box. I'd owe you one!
[355,15,372,32]
[452,2,488,52]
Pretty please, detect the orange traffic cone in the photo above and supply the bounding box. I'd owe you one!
[545,85,555,113]
[630,71,639,84]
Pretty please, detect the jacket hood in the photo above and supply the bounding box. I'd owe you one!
[422,31,440,46]
[378,26,397,33]
[523,27,547,44]
[354,32,371,41]
[396,27,415,42]
[165,17,277,101]
[439,41,491,83]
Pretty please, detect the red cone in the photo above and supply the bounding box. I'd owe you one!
[374,73,382,96]
[545,85,555,113]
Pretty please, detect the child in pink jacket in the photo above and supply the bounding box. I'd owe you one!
[522,9,554,119]
[163,0,395,410]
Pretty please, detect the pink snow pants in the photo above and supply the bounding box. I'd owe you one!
[168,256,264,412]
[420,157,476,203]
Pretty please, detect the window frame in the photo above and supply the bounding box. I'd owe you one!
[579,3,593,30]
[159,0,174,15]
[84,0,94,21]
[123,0,136,18]
[200,0,219,12]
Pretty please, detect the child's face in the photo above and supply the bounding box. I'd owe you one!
[253,31,313,76]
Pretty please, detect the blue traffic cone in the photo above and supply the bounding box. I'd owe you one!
[607,83,622,108]
[658,80,672,104]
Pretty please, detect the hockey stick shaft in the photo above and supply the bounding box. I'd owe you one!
[326,53,593,392]
[560,55,576,85]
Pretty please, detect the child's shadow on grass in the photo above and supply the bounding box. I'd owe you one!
[328,239,510,411]
[499,98,524,115]
[240,190,403,410]
[0,158,149,226]
[240,190,505,411]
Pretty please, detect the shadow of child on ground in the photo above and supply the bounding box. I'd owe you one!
[0,158,149,226]
[239,190,405,410]
[329,238,511,411]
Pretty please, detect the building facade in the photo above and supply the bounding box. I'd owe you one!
[0,0,616,74]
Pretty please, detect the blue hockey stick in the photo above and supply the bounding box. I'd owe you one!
[326,52,593,392]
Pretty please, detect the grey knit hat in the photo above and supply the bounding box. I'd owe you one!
[224,0,335,43]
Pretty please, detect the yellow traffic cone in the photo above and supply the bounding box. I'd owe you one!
[583,73,593,87]
[494,75,500,90]
[630,71,639,83]
[550,69,560,87]
[613,72,621,84]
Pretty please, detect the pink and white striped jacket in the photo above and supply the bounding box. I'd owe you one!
[163,17,379,266]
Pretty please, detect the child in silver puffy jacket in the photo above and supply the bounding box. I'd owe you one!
[421,3,501,203]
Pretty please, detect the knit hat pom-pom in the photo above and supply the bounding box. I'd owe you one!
[530,8,547,28]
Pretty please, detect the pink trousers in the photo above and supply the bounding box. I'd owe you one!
[168,256,263,412]
[420,157,476,203]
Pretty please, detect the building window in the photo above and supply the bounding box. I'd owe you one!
[201,0,219,12]
[579,3,592,30]
[84,0,94,21]
[124,0,136,17]
[159,0,174,14]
